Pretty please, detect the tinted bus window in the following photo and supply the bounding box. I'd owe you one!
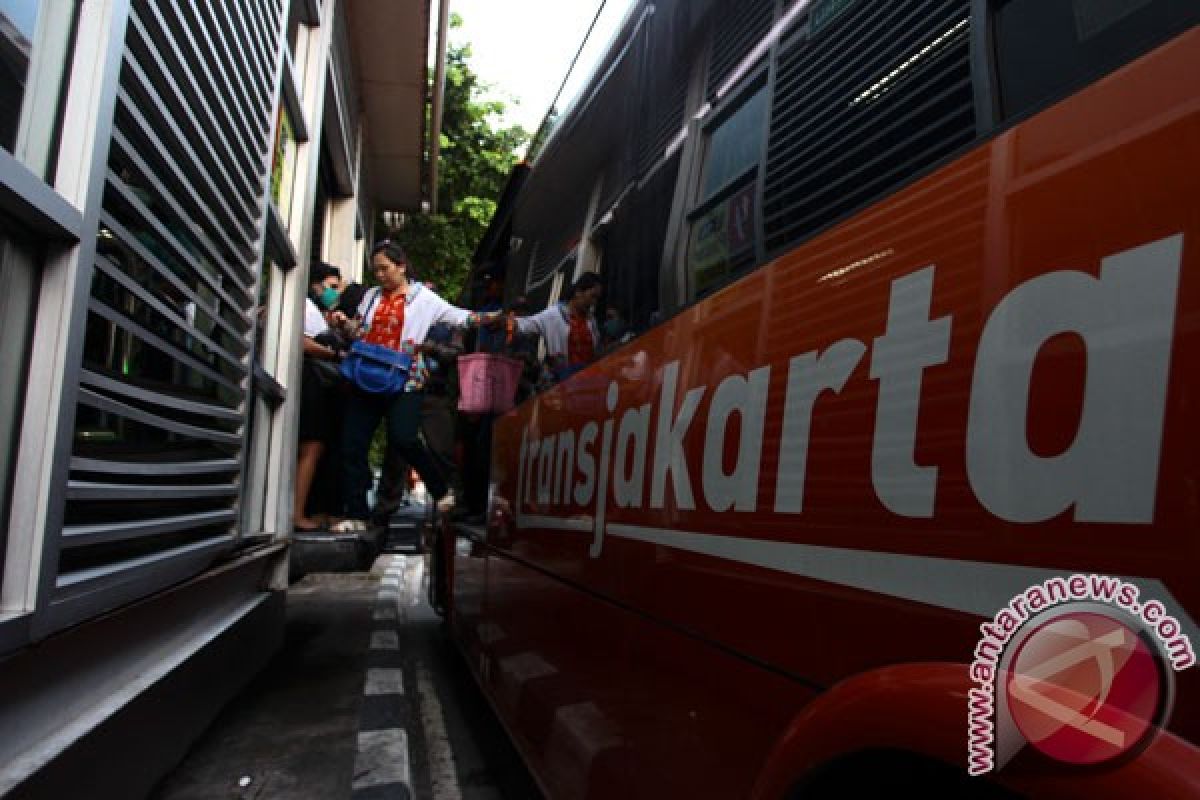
[995,0,1199,120]
[700,85,769,199]
[763,0,975,261]
[688,83,768,296]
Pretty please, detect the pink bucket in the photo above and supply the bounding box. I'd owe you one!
[457,353,523,414]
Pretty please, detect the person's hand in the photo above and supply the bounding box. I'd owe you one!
[330,310,349,327]
[481,311,507,329]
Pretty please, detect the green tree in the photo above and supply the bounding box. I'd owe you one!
[388,14,528,301]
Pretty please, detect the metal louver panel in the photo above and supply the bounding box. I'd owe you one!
[636,78,687,177]
[635,4,692,177]
[527,242,576,292]
[706,0,775,98]
[763,0,976,254]
[57,0,283,628]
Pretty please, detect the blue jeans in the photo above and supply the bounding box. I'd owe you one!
[341,389,448,519]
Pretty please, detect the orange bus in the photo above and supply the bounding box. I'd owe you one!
[446,1,1200,796]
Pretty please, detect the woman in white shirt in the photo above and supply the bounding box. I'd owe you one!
[330,240,501,530]
[514,272,603,382]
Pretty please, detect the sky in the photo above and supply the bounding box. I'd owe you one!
[446,0,637,137]
[0,0,39,38]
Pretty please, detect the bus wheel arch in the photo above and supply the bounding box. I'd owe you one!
[751,662,987,799]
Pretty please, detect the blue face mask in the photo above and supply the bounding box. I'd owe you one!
[320,286,339,310]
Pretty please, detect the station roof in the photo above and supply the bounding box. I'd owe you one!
[344,0,431,212]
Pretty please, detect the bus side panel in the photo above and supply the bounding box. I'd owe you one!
[620,610,820,799]
[467,544,820,800]
[449,523,489,675]
[477,550,633,799]
[483,27,1200,794]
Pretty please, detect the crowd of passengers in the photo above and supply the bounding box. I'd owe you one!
[295,238,626,533]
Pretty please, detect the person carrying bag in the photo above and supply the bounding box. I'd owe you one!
[328,240,503,531]
[339,290,413,394]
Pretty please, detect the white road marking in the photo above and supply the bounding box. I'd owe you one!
[370,630,399,651]
[373,606,398,621]
[352,728,411,789]
[416,662,462,800]
[365,668,406,696]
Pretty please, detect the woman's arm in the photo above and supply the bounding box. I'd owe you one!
[303,336,339,360]
[514,307,553,336]
[428,289,503,329]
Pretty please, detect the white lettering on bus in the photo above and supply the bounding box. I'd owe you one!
[650,361,703,511]
[614,403,653,509]
[967,235,1182,523]
[870,266,951,518]
[574,422,598,506]
[512,235,1184,557]
[554,430,575,505]
[590,384,619,557]
[775,340,866,514]
[702,366,771,513]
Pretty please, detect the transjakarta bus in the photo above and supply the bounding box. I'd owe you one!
[445,1,1200,797]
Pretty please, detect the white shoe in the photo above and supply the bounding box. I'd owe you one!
[332,519,365,533]
[436,491,457,515]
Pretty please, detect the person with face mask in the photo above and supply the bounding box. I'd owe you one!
[308,262,342,308]
[602,306,631,353]
[295,263,345,532]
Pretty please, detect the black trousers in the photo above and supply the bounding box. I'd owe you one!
[341,389,447,520]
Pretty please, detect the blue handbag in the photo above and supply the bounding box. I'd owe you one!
[340,340,412,393]
[340,289,413,393]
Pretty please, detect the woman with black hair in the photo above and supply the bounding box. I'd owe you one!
[514,271,603,381]
[329,239,502,530]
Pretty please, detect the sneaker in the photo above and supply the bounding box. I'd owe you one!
[435,490,457,515]
[332,518,366,533]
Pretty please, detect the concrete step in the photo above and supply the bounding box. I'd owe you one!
[290,528,382,578]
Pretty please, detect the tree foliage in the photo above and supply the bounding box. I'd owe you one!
[388,14,528,301]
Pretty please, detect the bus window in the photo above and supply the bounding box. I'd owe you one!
[687,81,769,296]
[699,85,769,199]
[994,0,1198,121]
[762,0,976,263]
